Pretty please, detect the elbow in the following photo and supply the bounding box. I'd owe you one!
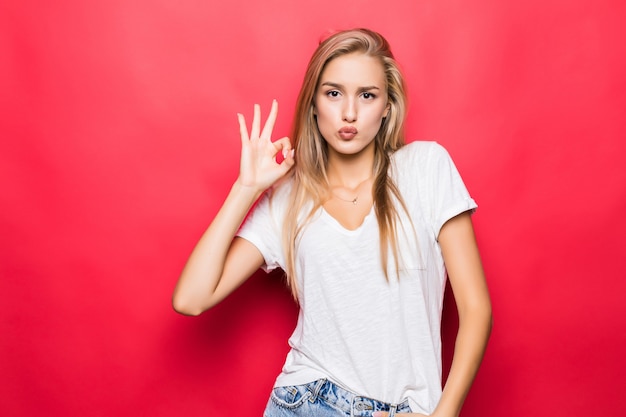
[172,294,206,317]
[459,300,493,335]
[172,305,202,317]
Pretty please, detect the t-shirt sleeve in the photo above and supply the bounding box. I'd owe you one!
[236,192,284,273]
[424,142,478,239]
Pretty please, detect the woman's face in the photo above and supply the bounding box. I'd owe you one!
[314,52,389,158]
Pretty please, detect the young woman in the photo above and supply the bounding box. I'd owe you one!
[173,28,492,417]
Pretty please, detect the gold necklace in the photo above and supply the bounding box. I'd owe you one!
[330,176,371,205]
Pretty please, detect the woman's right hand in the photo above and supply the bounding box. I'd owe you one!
[236,100,295,192]
[173,100,291,315]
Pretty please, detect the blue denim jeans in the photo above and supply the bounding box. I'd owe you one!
[264,379,413,417]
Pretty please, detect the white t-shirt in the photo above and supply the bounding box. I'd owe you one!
[237,141,477,414]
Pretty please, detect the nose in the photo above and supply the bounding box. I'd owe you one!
[342,98,357,122]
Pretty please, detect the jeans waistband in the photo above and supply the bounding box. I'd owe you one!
[307,379,411,417]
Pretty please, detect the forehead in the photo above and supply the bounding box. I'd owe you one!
[319,53,386,87]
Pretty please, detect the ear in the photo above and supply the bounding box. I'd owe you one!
[383,102,390,118]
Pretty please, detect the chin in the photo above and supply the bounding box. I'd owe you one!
[332,143,372,156]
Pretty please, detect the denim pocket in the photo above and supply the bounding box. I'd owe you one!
[270,384,312,409]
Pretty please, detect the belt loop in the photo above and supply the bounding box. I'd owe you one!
[310,378,325,401]
[388,404,397,417]
[349,395,355,417]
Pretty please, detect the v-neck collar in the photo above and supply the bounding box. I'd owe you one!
[318,205,376,234]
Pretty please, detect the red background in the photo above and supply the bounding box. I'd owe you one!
[2,0,625,416]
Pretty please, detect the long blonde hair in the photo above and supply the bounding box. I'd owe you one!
[281,28,409,299]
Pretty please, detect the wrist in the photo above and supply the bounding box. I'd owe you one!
[232,178,265,201]
[430,403,460,417]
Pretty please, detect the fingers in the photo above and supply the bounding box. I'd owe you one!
[237,113,249,144]
[260,100,278,140]
[250,104,261,140]
[272,137,295,175]
[239,101,278,143]
[274,137,295,162]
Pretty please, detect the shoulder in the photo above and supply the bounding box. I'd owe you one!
[391,141,451,172]
[248,176,294,221]
[267,175,294,201]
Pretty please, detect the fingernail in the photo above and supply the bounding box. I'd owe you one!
[290,149,295,158]
[372,412,383,417]
[282,149,288,159]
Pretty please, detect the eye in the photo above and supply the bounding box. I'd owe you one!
[361,92,376,100]
[326,90,340,98]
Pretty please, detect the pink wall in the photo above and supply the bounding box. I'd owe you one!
[2,0,625,415]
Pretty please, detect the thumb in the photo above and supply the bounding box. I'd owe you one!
[281,148,295,168]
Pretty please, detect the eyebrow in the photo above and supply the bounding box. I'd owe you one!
[320,81,381,91]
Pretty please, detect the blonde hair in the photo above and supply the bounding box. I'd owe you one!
[281,28,409,299]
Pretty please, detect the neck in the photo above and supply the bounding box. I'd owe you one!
[326,143,375,188]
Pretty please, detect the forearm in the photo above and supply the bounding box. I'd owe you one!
[434,304,492,417]
[172,101,294,315]
[433,213,492,416]
[172,180,262,315]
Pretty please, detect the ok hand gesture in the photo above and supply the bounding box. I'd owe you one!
[236,100,295,193]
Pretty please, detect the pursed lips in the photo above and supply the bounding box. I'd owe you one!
[338,126,358,140]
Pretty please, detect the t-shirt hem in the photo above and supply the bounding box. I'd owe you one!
[235,231,277,273]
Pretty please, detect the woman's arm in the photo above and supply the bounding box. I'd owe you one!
[172,101,294,316]
[432,211,492,417]
[171,183,265,316]
[375,211,491,417]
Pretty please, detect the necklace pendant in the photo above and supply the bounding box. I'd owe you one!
[352,198,358,205]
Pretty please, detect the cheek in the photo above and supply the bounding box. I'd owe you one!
[314,112,332,136]
[364,107,387,125]
[315,107,335,127]
[315,102,336,118]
